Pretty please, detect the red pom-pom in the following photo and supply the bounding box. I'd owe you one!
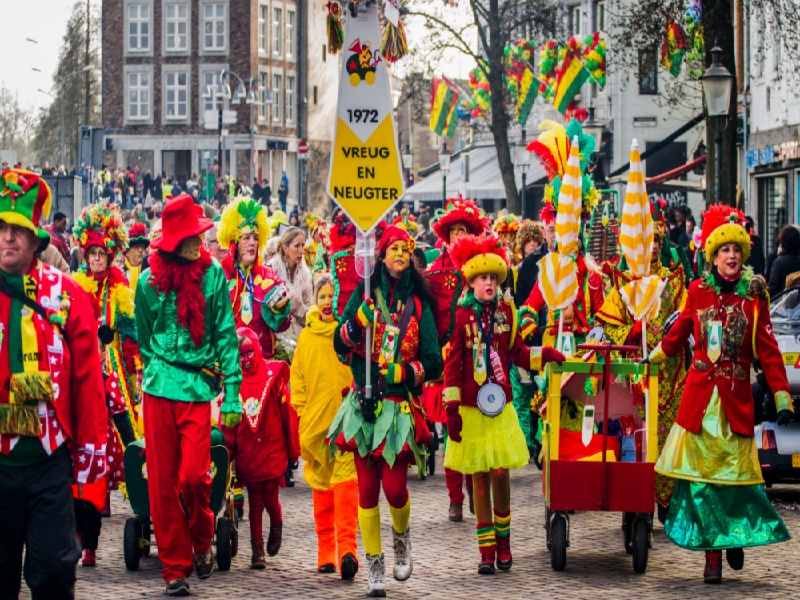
[449,234,509,272]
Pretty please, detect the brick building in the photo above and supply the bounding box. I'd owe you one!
[101,0,338,211]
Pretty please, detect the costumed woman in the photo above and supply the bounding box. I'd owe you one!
[422,197,489,522]
[328,225,442,598]
[217,197,292,359]
[122,221,150,292]
[290,273,359,580]
[220,327,294,569]
[596,227,688,521]
[443,233,564,575]
[73,202,143,437]
[647,205,793,584]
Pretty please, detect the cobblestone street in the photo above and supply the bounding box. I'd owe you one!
[23,452,800,600]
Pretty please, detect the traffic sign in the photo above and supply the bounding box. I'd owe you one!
[326,4,404,234]
[298,139,309,155]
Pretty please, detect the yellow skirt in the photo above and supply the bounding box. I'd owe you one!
[655,386,763,485]
[444,403,530,474]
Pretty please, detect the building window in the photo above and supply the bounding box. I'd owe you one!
[597,1,606,32]
[165,3,188,52]
[273,7,282,55]
[165,70,189,121]
[286,75,295,123]
[199,65,227,124]
[638,49,658,95]
[273,73,282,123]
[258,4,269,55]
[258,71,270,122]
[758,175,788,256]
[202,2,227,52]
[286,9,295,58]
[571,5,581,37]
[127,70,151,121]
[127,2,151,52]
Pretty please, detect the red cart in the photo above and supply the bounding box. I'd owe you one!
[541,342,659,573]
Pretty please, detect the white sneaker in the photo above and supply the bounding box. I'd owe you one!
[366,553,386,597]
[392,528,413,581]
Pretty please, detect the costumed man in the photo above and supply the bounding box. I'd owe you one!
[647,204,793,584]
[220,327,294,569]
[73,203,143,438]
[290,273,359,579]
[596,228,688,522]
[218,198,292,359]
[123,222,150,292]
[328,225,443,598]
[134,194,243,596]
[422,197,489,522]
[443,233,564,575]
[540,202,556,253]
[0,169,107,599]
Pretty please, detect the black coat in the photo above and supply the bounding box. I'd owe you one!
[745,234,766,276]
[768,252,800,297]
[514,246,548,308]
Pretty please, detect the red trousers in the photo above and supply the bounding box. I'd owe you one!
[246,479,283,541]
[354,454,410,509]
[143,394,214,582]
[445,467,473,505]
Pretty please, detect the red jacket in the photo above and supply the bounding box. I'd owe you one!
[660,276,789,437]
[525,263,604,335]
[220,360,295,485]
[444,300,537,407]
[424,248,464,346]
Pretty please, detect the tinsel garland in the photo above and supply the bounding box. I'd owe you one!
[380,18,408,63]
[326,1,344,54]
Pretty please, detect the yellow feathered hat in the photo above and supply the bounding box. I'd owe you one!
[218,197,271,252]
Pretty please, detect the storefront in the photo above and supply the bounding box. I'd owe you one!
[746,135,800,259]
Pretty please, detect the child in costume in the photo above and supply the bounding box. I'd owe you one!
[122,222,150,292]
[73,203,143,437]
[220,327,294,569]
[422,197,489,521]
[443,234,564,575]
[290,274,359,579]
[648,205,793,584]
[328,225,442,598]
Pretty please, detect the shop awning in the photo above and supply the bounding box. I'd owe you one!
[404,144,547,202]
[645,155,706,186]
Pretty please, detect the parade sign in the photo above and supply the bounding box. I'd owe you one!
[327,4,404,233]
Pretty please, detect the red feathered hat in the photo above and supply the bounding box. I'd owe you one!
[450,233,509,284]
[432,197,490,243]
[701,204,750,263]
[329,212,357,254]
[539,202,556,226]
[128,222,150,248]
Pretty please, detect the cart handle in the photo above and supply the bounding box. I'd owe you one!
[578,343,640,353]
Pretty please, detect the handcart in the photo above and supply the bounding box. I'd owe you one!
[542,342,659,573]
[122,427,239,571]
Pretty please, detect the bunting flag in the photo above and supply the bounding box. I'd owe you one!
[554,136,583,256]
[553,52,589,114]
[539,252,579,310]
[430,77,460,138]
[515,68,539,125]
[618,139,664,320]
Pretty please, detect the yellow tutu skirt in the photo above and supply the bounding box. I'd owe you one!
[444,403,530,474]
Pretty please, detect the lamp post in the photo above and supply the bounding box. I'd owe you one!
[513,129,530,218]
[401,143,414,187]
[438,141,451,204]
[701,43,734,204]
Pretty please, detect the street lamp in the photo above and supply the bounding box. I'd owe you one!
[213,69,263,185]
[701,43,734,204]
[402,143,414,187]
[514,129,531,218]
[438,141,451,204]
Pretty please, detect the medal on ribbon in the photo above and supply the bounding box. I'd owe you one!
[241,291,253,324]
[474,342,487,385]
[379,324,400,365]
[707,319,722,363]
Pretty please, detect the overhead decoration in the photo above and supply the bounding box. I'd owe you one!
[326,2,344,54]
[324,0,408,63]
[468,64,491,119]
[429,77,460,138]
[618,140,665,321]
[661,19,686,78]
[380,0,408,63]
[684,0,705,78]
[582,32,607,88]
[538,40,560,101]
[505,40,539,126]
[553,37,590,114]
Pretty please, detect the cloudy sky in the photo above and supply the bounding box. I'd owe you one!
[0,1,75,111]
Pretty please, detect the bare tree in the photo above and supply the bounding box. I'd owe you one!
[403,0,565,214]
[0,86,36,166]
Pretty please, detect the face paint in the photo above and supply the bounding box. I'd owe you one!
[237,231,259,267]
[317,284,335,323]
[383,240,410,276]
[178,235,203,261]
[239,337,257,373]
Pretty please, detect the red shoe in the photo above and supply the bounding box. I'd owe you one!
[704,551,722,584]
[478,548,496,575]
[496,536,512,571]
[82,549,96,567]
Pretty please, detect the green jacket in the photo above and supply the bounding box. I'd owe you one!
[135,259,242,413]
[334,265,442,397]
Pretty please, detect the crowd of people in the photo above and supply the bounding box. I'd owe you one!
[0,121,798,599]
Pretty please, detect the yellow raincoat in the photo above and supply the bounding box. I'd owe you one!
[290,306,356,490]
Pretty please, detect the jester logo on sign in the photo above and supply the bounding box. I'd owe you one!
[346,38,380,86]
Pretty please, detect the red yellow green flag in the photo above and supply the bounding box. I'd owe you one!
[429,78,459,138]
[553,53,589,114]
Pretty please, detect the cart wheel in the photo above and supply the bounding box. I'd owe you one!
[138,516,151,557]
[550,514,567,571]
[623,512,635,554]
[632,518,649,573]
[216,516,232,571]
[231,522,239,558]
[124,517,141,571]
